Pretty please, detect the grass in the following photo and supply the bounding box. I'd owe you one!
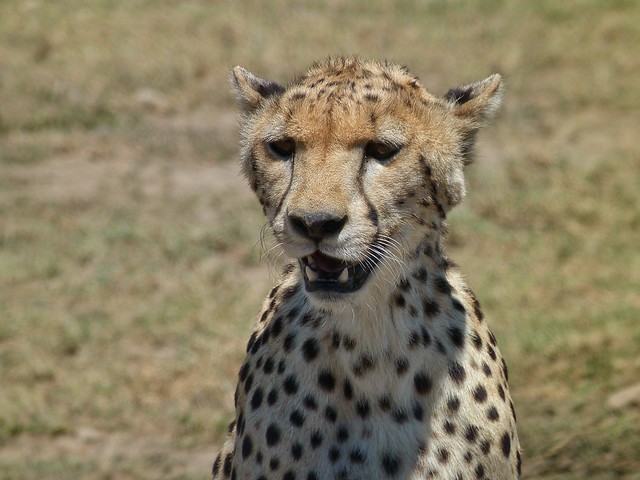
[1,0,639,478]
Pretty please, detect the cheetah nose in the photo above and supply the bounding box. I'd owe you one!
[288,211,348,241]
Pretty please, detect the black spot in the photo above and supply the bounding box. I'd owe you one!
[487,345,497,361]
[381,453,400,475]
[465,425,479,444]
[301,338,320,361]
[331,331,341,349]
[223,453,232,477]
[353,354,376,376]
[318,370,336,391]
[448,327,465,348]
[408,331,421,348]
[324,405,337,423]
[343,380,353,400]
[364,93,379,102]
[227,420,236,433]
[420,326,431,347]
[239,363,250,382]
[498,384,506,401]
[473,385,488,403]
[266,424,281,446]
[283,333,296,352]
[510,400,517,421]
[328,446,340,462]
[336,425,349,442]
[212,453,221,477]
[392,408,408,423]
[343,336,356,350]
[434,276,452,294]
[413,268,428,282]
[350,448,366,464]
[256,451,263,464]
[444,420,456,435]
[501,432,511,457]
[451,297,466,313]
[277,359,286,374]
[489,330,498,347]
[236,412,245,434]
[437,448,450,464]
[242,435,253,459]
[447,396,461,413]
[290,410,305,427]
[471,331,483,350]
[251,388,264,409]
[396,357,410,375]
[398,277,410,291]
[378,395,392,411]
[291,91,306,100]
[271,316,283,337]
[246,331,258,353]
[449,362,466,384]
[487,406,500,421]
[303,394,317,410]
[284,375,299,394]
[291,442,303,460]
[480,440,491,455]
[436,340,447,355]
[482,362,492,377]
[263,357,275,374]
[283,470,296,480]
[412,401,424,421]
[267,389,278,405]
[269,457,280,470]
[281,285,299,301]
[517,450,522,476]
[250,334,262,355]
[414,371,433,395]
[310,431,323,448]
[244,373,254,394]
[356,398,371,418]
[475,463,485,479]
[307,472,319,480]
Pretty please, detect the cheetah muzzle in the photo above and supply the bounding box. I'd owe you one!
[213,57,522,480]
[301,250,379,294]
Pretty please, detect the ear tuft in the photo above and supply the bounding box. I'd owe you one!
[445,74,503,126]
[230,66,284,112]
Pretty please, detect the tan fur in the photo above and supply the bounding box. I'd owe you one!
[214,57,520,480]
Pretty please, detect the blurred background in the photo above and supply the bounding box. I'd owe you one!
[1,1,638,479]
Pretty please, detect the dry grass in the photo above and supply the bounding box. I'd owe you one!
[1,1,639,478]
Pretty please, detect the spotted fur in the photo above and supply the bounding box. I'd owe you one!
[213,57,520,479]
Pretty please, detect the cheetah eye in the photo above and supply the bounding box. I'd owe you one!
[266,138,296,160]
[365,141,401,163]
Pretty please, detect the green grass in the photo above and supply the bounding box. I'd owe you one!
[1,0,639,478]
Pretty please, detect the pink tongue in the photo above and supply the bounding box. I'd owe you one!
[311,252,347,273]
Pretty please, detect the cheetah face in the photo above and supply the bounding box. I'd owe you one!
[231,58,502,304]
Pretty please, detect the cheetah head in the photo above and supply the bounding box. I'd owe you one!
[230,57,502,305]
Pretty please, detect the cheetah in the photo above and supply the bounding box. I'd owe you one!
[212,57,521,480]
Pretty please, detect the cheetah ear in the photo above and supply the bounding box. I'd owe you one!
[445,74,503,165]
[445,74,503,127]
[230,66,284,112]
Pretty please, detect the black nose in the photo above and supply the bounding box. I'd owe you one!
[288,211,348,240]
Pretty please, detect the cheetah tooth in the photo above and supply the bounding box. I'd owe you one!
[306,266,319,282]
[338,268,349,283]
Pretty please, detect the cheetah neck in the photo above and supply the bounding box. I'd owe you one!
[299,235,460,359]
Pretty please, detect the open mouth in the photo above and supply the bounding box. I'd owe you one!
[300,251,375,293]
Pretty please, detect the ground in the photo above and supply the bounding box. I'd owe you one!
[0,1,639,479]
